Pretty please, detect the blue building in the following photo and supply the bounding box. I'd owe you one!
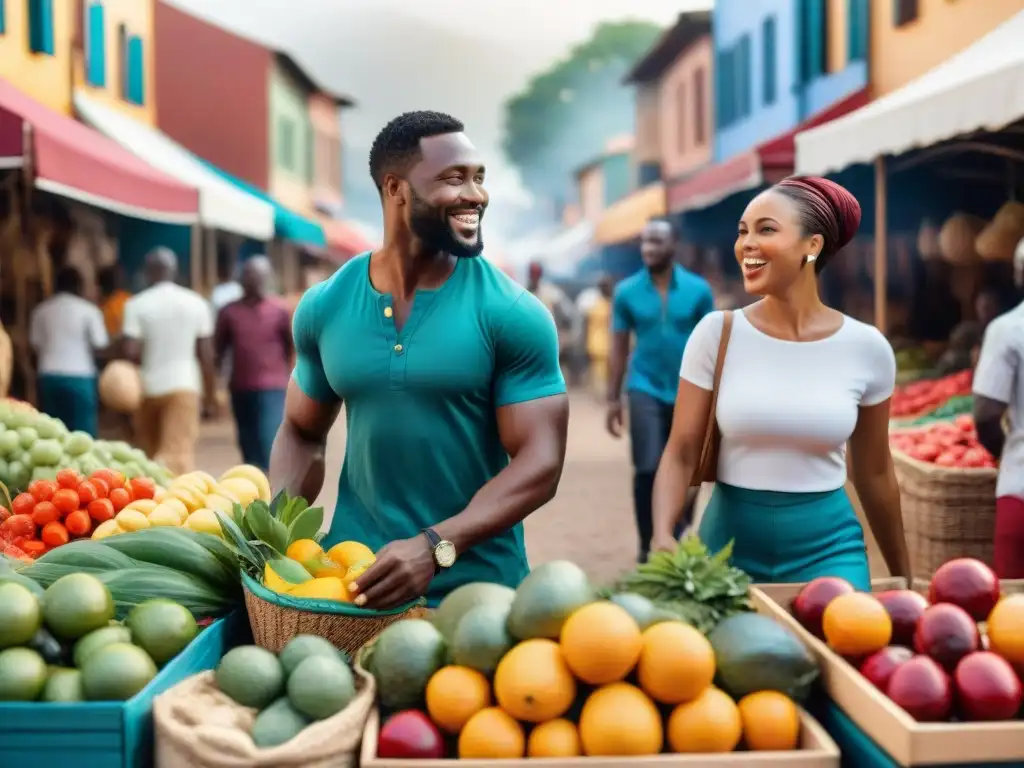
[673,0,871,250]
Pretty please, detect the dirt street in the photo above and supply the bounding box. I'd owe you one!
[196,390,884,586]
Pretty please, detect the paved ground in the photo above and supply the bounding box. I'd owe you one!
[195,390,884,587]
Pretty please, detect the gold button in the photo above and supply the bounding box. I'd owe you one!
[384,307,393,318]
[394,344,403,353]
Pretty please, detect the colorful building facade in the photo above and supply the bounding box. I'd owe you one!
[0,0,75,115]
[869,0,1024,98]
[75,0,156,124]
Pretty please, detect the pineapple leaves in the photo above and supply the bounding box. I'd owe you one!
[286,506,324,547]
[215,510,263,578]
[243,499,288,556]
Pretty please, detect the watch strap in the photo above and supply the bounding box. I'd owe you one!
[421,528,442,573]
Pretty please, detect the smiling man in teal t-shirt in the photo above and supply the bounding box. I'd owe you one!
[272,111,569,608]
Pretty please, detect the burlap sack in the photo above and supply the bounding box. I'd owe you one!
[938,212,986,265]
[154,665,375,768]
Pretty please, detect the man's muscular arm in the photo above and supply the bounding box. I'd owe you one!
[269,282,340,500]
[269,381,340,501]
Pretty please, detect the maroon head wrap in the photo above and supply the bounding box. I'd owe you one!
[774,176,862,260]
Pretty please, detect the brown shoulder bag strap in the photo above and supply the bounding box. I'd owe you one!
[697,310,734,469]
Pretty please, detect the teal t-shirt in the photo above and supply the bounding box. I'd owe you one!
[292,253,565,604]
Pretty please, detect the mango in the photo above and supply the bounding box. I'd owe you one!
[147,506,182,527]
[185,509,223,537]
[327,541,376,569]
[289,577,346,601]
[91,520,123,540]
[124,499,157,516]
[217,477,260,507]
[219,465,272,503]
[114,509,151,532]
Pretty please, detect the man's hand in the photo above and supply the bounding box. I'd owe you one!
[606,400,624,438]
[351,535,435,609]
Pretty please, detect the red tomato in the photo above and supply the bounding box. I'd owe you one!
[50,489,80,516]
[90,477,111,498]
[108,487,132,512]
[20,540,46,557]
[64,510,92,537]
[92,469,126,491]
[128,477,155,501]
[77,481,100,506]
[11,493,36,517]
[31,501,60,527]
[56,468,83,490]
[935,451,960,467]
[0,514,36,539]
[961,448,990,468]
[40,521,69,548]
[87,498,115,523]
[28,480,57,503]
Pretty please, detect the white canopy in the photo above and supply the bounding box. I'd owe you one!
[796,10,1024,176]
[74,91,274,240]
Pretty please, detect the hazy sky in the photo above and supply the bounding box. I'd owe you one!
[166,0,712,241]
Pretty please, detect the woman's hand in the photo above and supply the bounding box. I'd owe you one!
[649,530,679,556]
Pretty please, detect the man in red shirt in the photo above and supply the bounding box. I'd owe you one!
[214,256,294,470]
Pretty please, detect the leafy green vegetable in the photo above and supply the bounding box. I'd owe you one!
[605,536,752,634]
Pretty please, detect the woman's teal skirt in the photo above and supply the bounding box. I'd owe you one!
[699,482,871,590]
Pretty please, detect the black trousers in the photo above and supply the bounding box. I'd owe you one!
[628,390,690,562]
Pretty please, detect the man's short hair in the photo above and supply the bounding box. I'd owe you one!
[647,216,678,239]
[368,111,465,190]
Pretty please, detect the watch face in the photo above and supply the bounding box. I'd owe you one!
[434,540,457,568]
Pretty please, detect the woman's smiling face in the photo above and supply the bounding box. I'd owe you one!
[735,190,822,296]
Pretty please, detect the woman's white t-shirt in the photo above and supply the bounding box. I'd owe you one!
[680,310,896,493]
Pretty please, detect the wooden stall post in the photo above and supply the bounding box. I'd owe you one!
[874,156,888,334]
[190,224,202,290]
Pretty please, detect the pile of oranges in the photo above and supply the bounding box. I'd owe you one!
[424,601,803,759]
[1,468,156,557]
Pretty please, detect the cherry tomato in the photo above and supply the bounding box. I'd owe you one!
[31,501,60,527]
[108,487,132,512]
[77,481,100,506]
[91,477,111,498]
[51,489,81,516]
[87,498,115,523]
[1,514,36,539]
[11,493,36,517]
[64,510,92,538]
[40,521,69,548]
[28,480,57,503]
[56,469,83,490]
[20,539,47,557]
[92,469,126,491]
[128,477,155,501]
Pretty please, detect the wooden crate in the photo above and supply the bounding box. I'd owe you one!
[359,707,839,768]
[751,581,1024,766]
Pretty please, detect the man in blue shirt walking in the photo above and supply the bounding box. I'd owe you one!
[606,218,715,561]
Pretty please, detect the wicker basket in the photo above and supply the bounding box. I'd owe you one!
[891,446,996,578]
[241,571,423,656]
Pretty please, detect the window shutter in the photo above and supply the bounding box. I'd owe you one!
[127,36,145,104]
[87,3,106,87]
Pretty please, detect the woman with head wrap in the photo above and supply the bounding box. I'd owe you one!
[650,177,911,586]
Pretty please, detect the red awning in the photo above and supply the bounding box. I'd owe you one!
[0,79,198,222]
[667,88,871,214]
[321,218,378,261]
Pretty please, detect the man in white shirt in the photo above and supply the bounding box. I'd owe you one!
[972,236,1024,578]
[122,248,218,475]
[29,266,109,435]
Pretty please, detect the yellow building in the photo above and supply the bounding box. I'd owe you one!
[0,0,75,114]
[73,0,156,124]
[870,0,1024,97]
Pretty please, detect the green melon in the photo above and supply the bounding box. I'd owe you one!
[0,647,47,701]
[451,603,514,676]
[216,645,284,709]
[42,668,83,702]
[73,625,131,668]
[126,599,197,666]
[80,643,157,701]
[369,619,447,710]
[252,697,310,748]
[0,582,41,648]
[287,655,356,720]
[507,560,593,640]
[432,582,515,641]
[279,634,345,676]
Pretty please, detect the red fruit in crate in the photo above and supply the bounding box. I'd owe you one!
[876,590,929,647]
[914,604,979,672]
[954,652,1023,721]
[377,710,445,759]
[887,656,953,722]
[929,558,1000,621]
[792,577,855,637]
[860,646,915,691]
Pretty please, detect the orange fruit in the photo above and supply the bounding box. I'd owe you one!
[738,691,800,751]
[578,682,663,756]
[458,707,525,759]
[637,621,716,704]
[493,639,576,723]
[987,594,1024,665]
[822,592,892,657]
[425,665,491,734]
[560,601,642,684]
[667,686,743,754]
[527,718,582,758]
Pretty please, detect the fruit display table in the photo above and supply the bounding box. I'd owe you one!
[751,570,1024,767]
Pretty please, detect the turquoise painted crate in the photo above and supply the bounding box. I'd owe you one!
[0,610,248,768]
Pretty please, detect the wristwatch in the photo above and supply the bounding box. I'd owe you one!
[421,528,457,573]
